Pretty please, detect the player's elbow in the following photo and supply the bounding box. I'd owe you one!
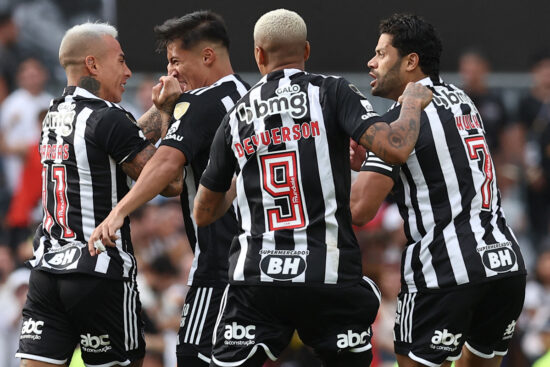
[383,149,409,165]
[351,203,377,226]
[193,208,211,227]
[160,182,182,197]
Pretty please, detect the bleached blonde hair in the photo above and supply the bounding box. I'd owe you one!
[59,22,118,68]
[254,9,307,47]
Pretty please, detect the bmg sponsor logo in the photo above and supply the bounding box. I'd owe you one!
[236,88,308,124]
[80,333,112,353]
[224,322,255,346]
[336,330,370,349]
[430,329,462,352]
[20,318,44,340]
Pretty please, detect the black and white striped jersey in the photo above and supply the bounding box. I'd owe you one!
[201,68,381,287]
[160,74,250,288]
[360,77,526,292]
[29,86,148,280]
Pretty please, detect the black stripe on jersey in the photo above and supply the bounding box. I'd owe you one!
[415,111,457,287]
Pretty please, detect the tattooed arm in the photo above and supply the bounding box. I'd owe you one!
[193,178,237,227]
[137,76,182,144]
[88,145,185,254]
[359,82,432,164]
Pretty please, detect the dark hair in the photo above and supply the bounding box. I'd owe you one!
[379,13,442,81]
[154,10,229,52]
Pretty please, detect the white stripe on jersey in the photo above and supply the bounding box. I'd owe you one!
[401,152,439,289]
[123,282,129,350]
[195,287,213,344]
[74,107,95,240]
[185,168,201,285]
[29,236,46,268]
[232,85,263,282]
[233,233,248,282]
[280,73,309,284]
[184,287,202,342]
[212,285,229,346]
[189,287,207,343]
[308,83,339,284]
[221,96,235,112]
[426,104,469,285]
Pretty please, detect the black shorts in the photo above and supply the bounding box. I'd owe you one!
[16,269,145,366]
[177,286,225,365]
[210,277,381,367]
[394,275,526,367]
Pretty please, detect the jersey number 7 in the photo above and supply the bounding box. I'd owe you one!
[464,135,494,211]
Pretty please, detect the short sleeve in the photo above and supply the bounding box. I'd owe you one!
[333,78,382,142]
[93,108,149,164]
[360,151,401,183]
[200,115,237,192]
[160,93,226,164]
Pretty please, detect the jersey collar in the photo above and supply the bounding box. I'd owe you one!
[63,86,103,100]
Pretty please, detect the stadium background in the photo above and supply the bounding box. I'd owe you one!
[0,0,549,366]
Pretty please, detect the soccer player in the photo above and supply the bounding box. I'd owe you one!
[87,11,250,367]
[15,22,182,367]
[192,9,432,367]
[350,14,526,367]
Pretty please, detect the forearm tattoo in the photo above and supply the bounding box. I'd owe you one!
[138,108,172,144]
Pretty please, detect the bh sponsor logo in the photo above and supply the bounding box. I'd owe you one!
[478,242,517,273]
[237,85,308,124]
[80,333,112,353]
[20,318,44,340]
[43,245,82,270]
[224,322,255,346]
[430,329,462,352]
[259,249,308,280]
[336,330,370,349]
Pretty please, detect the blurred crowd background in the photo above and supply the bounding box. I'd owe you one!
[0,1,550,367]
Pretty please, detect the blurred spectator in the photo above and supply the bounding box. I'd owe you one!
[124,75,158,120]
[372,258,400,367]
[521,250,550,359]
[0,245,28,367]
[533,317,550,367]
[0,58,51,197]
[517,49,550,250]
[4,109,45,249]
[0,8,18,102]
[459,49,509,157]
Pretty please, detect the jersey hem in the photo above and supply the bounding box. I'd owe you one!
[403,271,526,294]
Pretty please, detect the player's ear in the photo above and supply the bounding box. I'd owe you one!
[405,52,419,71]
[202,47,216,66]
[254,46,267,75]
[304,41,310,62]
[84,56,98,75]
